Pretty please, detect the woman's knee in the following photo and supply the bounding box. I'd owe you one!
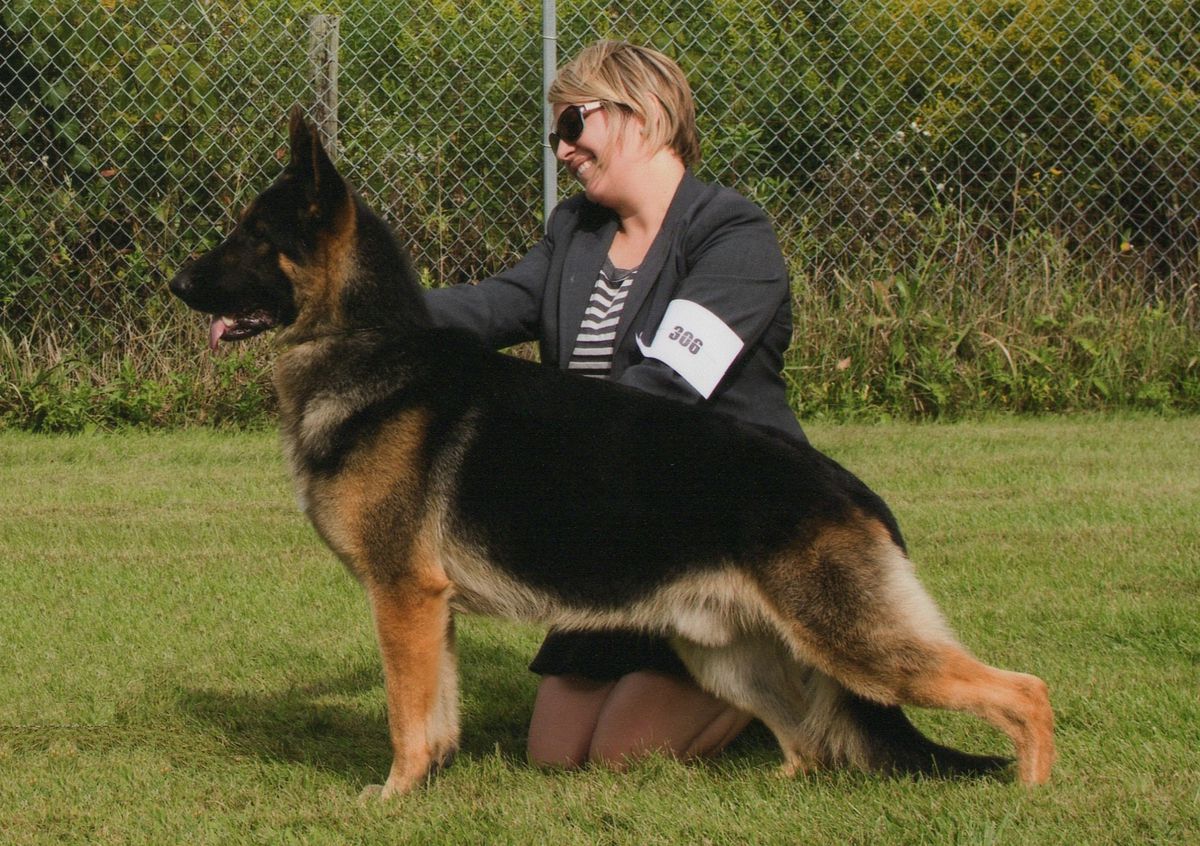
[588,671,747,768]
[526,675,614,769]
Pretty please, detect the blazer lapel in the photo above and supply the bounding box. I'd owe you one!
[556,212,617,365]
[611,172,705,356]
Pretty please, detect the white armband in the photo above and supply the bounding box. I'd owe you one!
[635,299,744,399]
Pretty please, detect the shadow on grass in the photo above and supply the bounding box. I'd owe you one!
[176,636,538,788]
[177,661,391,786]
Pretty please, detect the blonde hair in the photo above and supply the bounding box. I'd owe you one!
[548,40,701,168]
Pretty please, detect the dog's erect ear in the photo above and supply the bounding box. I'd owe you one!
[287,105,315,166]
[285,105,346,219]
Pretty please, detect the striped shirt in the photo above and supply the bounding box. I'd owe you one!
[567,257,639,379]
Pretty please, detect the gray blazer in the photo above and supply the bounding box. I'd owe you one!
[424,171,805,444]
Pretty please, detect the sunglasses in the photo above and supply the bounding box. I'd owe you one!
[548,101,604,150]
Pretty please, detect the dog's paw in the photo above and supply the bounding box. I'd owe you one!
[778,754,821,778]
[357,784,385,804]
[359,769,431,802]
[430,745,458,774]
[358,781,413,802]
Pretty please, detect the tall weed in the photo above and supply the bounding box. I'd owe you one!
[0,316,273,432]
[787,217,1200,419]
[3,226,1196,431]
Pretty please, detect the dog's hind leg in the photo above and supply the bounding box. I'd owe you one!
[764,522,1056,785]
[900,644,1055,785]
[675,631,1018,780]
[363,571,458,799]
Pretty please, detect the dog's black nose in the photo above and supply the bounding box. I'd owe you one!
[169,267,194,301]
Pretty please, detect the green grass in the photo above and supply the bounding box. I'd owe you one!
[1,418,1197,844]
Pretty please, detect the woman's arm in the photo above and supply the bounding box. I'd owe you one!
[619,189,791,404]
[423,212,561,349]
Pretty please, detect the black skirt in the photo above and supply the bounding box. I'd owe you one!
[528,628,692,682]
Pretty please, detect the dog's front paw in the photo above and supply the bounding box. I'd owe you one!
[359,764,433,802]
[357,784,385,803]
[357,781,412,803]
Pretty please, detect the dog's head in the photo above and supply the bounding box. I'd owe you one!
[169,107,357,349]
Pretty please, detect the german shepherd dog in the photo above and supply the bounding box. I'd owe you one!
[169,110,1055,798]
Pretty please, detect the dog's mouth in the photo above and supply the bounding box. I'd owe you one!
[208,312,277,350]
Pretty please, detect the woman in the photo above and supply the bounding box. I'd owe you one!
[424,40,806,769]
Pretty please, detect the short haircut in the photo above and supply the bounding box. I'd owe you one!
[548,40,702,168]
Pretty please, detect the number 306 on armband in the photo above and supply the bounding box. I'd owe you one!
[667,326,704,355]
[636,299,744,399]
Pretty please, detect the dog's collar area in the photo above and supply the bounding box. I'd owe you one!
[276,324,395,347]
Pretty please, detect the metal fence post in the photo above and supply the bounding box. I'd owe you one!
[309,14,340,160]
[542,0,557,230]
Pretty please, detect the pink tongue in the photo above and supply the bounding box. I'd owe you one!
[208,317,226,352]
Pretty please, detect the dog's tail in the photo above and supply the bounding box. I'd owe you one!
[838,692,1011,778]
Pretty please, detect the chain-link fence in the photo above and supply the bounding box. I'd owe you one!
[3,1,1198,371]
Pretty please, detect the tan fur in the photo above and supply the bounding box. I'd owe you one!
[752,517,952,693]
[671,628,870,775]
[275,387,461,799]
[366,557,456,798]
[277,198,357,339]
[442,545,778,647]
[303,410,433,575]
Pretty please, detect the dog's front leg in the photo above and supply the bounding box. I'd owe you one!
[362,576,457,800]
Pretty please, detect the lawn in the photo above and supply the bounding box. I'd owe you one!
[0,417,1196,844]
